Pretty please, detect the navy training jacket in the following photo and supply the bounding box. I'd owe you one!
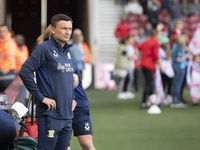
[19,35,74,120]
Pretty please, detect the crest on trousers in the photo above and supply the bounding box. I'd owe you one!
[47,130,55,138]
[85,123,90,131]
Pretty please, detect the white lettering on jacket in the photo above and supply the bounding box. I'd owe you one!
[57,63,73,72]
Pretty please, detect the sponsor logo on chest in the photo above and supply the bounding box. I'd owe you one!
[57,63,73,72]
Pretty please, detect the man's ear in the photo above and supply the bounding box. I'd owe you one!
[51,26,55,35]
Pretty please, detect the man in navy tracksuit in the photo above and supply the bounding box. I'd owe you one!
[68,59,96,150]
[19,14,74,150]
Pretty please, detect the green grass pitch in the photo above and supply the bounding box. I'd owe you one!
[70,88,200,150]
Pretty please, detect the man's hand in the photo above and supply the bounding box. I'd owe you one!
[73,74,79,89]
[42,97,56,111]
[72,100,77,111]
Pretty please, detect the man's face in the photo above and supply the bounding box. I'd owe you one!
[0,26,8,39]
[51,20,72,45]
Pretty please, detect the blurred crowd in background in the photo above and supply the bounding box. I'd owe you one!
[114,0,200,108]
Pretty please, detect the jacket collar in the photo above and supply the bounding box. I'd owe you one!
[50,35,72,50]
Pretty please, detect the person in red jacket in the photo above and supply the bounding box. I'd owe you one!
[14,34,29,73]
[115,14,130,42]
[0,24,18,92]
[137,29,160,108]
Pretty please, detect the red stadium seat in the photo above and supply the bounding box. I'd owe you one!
[182,16,190,23]
[183,22,190,30]
[190,23,199,31]
[159,9,170,24]
[189,15,200,23]
[130,29,139,35]
[129,22,140,29]
[182,29,190,35]
[140,14,148,23]
[128,14,140,23]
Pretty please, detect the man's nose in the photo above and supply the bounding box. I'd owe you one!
[66,29,70,34]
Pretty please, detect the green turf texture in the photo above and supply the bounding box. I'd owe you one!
[70,88,200,150]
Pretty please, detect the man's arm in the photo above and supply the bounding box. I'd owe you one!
[19,45,56,111]
[72,100,77,111]
[73,73,79,89]
[19,45,45,102]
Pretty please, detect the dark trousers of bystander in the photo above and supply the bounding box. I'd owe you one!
[134,68,140,92]
[161,73,173,95]
[142,68,156,103]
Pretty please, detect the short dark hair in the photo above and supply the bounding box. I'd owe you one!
[51,14,73,28]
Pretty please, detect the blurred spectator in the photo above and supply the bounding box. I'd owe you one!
[82,42,92,63]
[79,30,92,63]
[36,34,43,45]
[43,25,52,42]
[137,27,147,45]
[171,35,190,108]
[161,22,170,37]
[71,28,92,63]
[115,41,130,99]
[0,109,16,150]
[14,34,29,73]
[168,0,183,31]
[162,0,171,10]
[144,22,153,37]
[189,54,200,106]
[180,33,190,103]
[182,0,190,16]
[124,0,143,15]
[159,36,173,103]
[156,22,164,35]
[189,0,200,15]
[115,35,136,99]
[147,0,161,28]
[137,29,160,108]
[171,20,183,45]
[156,22,170,37]
[71,29,84,77]
[115,14,130,42]
[123,34,138,97]
[0,24,18,92]
[132,36,140,92]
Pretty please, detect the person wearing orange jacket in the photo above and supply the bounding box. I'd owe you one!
[82,42,92,63]
[0,24,18,92]
[14,34,29,73]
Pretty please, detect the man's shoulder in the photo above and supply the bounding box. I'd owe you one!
[35,40,54,51]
